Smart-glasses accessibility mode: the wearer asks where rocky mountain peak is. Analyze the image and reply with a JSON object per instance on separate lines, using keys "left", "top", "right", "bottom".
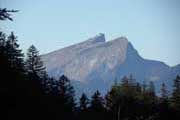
{"left": 41, "top": 34, "right": 180, "bottom": 96}
{"left": 86, "top": 33, "right": 106, "bottom": 43}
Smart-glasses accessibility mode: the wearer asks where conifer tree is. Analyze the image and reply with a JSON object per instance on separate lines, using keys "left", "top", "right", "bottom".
{"left": 0, "top": 32, "right": 6, "bottom": 54}
{"left": 90, "top": 90, "right": 105, "bottom": 120}
{"left": 57, "top": 75, "right": 75, "bottom": 120}
{"left": 58, "top": 75, "right": 75, "bottom": 108}
{"left": 105, "top": 84, "right": 121, "bottom": 120}
{"left": 148, "top": 81, "right": 155, "bottom": 98}
{"left": 0, "top": 32, "right": 8, "bottom": 74}
{"left": 25, "top": 45, "right": 46, "bottom": 96}
{"left": 0, "top": 32, "right": 27, "bottom": 120}
{"left": 6, "top": 32, "right": 24, "bottom": 71}
{"left": 121, "top": 75, "right": 136, "bottom": 98}
{"left": 78, "top": 93, "right": 90, "bottom": 120}
{"left": 79, "top": 93, "right": 89, "bottom": 111}
{"left": 161, "top": 83, "right": 168, "bottom": 100}
{"left": 159, "top": 83, "right": 170, "bottom": 120}
{"left": 26, "top": 45, "right": 46, "bottom": 79}
{"left": 90, "top": 90, "right": 104, "bottom": 111}
{"left": 1, "top": 32, "right": 26, "bottom": 96}
{"left": 172, "top": 75, "right": 180, "bottom": 109}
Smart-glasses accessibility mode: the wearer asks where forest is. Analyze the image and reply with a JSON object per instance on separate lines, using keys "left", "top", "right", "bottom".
{"left": 0, "top": 8, "right": 180, "bottom": 120}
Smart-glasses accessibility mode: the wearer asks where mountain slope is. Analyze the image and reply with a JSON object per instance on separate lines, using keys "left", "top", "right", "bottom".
{"left": 41, "top": 34, "right": 180, "bottom": 96}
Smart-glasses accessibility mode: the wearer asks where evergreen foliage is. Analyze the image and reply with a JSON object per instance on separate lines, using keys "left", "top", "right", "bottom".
{"left": 1, "top": 31, "right": 180, "bottom": 120}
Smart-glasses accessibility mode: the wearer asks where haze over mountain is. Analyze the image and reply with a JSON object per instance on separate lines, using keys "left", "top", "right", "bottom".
{"left": 41, "top": 34, "right": 180, "bottom": 96}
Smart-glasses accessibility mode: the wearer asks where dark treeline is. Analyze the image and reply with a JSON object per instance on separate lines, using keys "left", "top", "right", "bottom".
{"left": 1, "top": 31, "right": 180, "bottom": 120}
{"left": 1, "top": 8, "right": 180, "bottom": 120}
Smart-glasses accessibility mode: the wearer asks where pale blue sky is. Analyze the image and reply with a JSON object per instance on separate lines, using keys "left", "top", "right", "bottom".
{"left": 0, "top": 0, "right": 180, "bottom": 66}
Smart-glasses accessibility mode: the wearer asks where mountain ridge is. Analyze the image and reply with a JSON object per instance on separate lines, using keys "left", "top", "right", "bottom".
{"left": 41, "top": 34, "right": 180, "bottom": 96}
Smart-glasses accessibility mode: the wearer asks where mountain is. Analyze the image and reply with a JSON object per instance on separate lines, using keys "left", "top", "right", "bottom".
{"left": 41, "top": 33, "right": 180, "bottom": 96}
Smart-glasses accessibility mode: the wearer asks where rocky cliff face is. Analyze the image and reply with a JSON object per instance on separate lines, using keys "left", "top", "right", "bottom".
{"left": 41, "top": 34, "right": 180, "bottom": 96}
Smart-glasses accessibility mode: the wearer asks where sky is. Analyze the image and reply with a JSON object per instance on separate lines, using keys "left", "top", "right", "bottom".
{"left": 0, "top": 0, "right": 180, "bottom": 66}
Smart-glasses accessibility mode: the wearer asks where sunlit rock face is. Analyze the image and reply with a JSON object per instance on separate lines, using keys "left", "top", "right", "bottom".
{"left": 42, "top": 34, "right": 128, "bottom": 82}
{"left": 41, "top": 34, "right": 180, "bottom": 96}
